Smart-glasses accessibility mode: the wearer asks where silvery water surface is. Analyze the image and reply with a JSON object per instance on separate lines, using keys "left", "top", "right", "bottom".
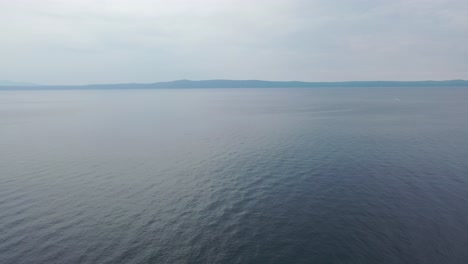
{"left": 1, "top": 87, "right": 467, "bottom": 264}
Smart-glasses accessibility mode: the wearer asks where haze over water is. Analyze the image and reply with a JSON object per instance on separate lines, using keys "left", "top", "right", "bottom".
{"left": 1, "top": 87, "right": 468, "bottom": 264}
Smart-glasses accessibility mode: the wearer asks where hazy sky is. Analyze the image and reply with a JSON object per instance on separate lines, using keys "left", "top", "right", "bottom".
{"left": 1, "top": 0, "right": 467, "bottom": 85}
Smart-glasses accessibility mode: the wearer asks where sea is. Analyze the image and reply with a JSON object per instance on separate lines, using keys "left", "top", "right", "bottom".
{"left": 1, "top": 87, "right": 467, "bottom": 264}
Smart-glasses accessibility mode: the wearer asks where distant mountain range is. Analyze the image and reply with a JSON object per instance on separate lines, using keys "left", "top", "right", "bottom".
{"left": 1, "top": 79, "right": 468, "bottom": 89}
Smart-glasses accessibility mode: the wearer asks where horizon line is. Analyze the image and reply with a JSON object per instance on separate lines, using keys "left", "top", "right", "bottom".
{"left": 3, "top": 78, "right": 468, "bottom": 87}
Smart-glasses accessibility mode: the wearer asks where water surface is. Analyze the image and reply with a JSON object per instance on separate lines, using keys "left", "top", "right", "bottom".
{"left": 1, "top": 88, "right": 468, "bottom": 263}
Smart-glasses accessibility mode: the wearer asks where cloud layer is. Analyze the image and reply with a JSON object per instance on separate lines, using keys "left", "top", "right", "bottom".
{"left": 1, "top": 0, "right": 467, "bottom": 84}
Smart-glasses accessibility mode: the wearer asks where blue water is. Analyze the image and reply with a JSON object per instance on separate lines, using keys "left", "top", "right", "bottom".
{"left": 1, "top": 87, "right": 467, "bottom": 264}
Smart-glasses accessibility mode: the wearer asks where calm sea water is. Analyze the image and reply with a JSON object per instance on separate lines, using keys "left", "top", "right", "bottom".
{"left": 1, "top": 87, "right": 467, "bottom": 264}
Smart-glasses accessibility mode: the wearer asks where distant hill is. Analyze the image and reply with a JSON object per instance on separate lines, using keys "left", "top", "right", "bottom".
{"left": 0, "top": 80, "right": 39, "bottom": 86}
{"left": 1, "top": 79, "right": 468, "bottom": 90}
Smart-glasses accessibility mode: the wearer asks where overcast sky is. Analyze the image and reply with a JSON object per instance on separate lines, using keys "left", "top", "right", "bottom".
{"left": 1, "top": 0, "right": 467, "bottom": 85}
